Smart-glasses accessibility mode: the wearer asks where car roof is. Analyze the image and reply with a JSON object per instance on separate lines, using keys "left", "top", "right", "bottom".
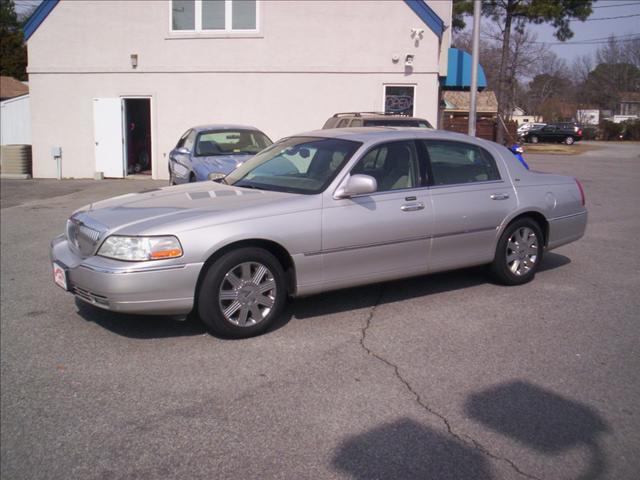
{"left": 290, "top": 127, "right": 489, "bottom": 145}
{"left": 330, "top": 112, "right": 429, "bottom": 121}
{"left": 190, "top": 124, "right": 264, "bottom": 133}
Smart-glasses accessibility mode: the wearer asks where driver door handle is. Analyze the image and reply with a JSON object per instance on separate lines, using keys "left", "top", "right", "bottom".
{"left": 490, "top": 193, "right": 510, "bottom": 200}
{"left": 401, "top": 202, "right": 425, "bottom": 212}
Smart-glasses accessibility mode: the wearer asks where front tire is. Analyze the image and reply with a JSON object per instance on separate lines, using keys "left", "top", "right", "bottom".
{"left": 490, "top": 218, "right": 544, "bottom": 286}
{"left": 564, "top": 136, "right": 575, "bottom": 145}
{"left": 529, "top": 135, "right": 539, "bottom": 144}
{"left": 197, "top": 248, "right": 287, "bottom": 338}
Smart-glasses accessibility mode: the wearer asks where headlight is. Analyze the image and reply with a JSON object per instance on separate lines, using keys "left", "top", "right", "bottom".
{"left": 208, "top": 172, "right": 226, "bottom": 181}
{"left": 97, "top": 235, "right": 183, "bottom": 261}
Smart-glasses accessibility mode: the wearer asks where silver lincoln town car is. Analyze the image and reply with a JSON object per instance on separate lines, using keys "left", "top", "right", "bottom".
{"left": 51, "top": 128, "right": 587, "bottom": 338}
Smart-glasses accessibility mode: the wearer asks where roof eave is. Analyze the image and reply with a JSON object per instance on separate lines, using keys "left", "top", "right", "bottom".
{"left": 403, "top": 0, "right": 445, "bottom": 39}
{"left": 23, "top": 0, "right": 60, "bottom": 42}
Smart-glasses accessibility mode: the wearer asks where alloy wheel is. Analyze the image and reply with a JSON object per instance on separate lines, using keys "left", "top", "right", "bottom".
{"left": 218, "top": 262, "right": 277, "bottom": 327}
{"left": 506, "top": 227, "right": 539, "bottom": 276}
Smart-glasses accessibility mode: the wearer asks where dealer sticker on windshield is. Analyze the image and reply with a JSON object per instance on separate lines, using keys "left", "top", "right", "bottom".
{"left": 52, "top": 262, "right": 68, "bottom": 291}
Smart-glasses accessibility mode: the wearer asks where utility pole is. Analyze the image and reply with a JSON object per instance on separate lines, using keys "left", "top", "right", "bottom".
{"left": 468, "top": 0, "right": 481, "bottom": 136}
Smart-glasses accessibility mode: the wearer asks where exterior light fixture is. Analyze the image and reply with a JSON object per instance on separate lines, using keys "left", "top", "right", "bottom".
{"left": 130, "top": 54, "right": 138, "bottom": 69}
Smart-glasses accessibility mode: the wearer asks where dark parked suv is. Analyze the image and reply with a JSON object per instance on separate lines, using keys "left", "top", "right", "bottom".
{"left": 323, "top": 112, "right": 433, "bottom": 129}
{"left": 521, "top": 122, "right": 583, "bottom": 145}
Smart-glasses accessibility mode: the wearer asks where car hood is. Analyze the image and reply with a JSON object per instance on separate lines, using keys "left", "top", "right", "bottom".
{"left": 73, "top": 182, "right": 306, "bottom": 236}
{"left": 194, "top": 154, "right": 253, "bottom": 173}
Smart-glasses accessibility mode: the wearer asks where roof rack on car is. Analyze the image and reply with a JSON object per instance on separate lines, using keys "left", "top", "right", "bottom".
{"left": 331, "top": 112, "right": 386, "bottom": 118}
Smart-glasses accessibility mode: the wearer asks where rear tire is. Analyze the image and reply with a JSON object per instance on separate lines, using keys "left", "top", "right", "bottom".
{"left": 197, "top": 248, "right": 287, "bottom": 338}
{"left": 490, "top": 218, "right": 544, "bottom": 286}
{"left": 530, "top": 135, "right": 539, "bottom": 144}
{"left": 565, "top": 136, "right": 575, "bottom": 145}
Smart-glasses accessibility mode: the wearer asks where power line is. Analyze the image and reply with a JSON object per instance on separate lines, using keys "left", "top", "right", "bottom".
{"left": 542, "top": 37, "right": 640, "bottom": 46}
{"left": 528, "top": 33, "right": 640, "bottom": 45}
{"left": 593, "top": 1, "right": 640, "bottom": 8}
{"left": 584, "top": 13, "right": 640, "bottom": 20}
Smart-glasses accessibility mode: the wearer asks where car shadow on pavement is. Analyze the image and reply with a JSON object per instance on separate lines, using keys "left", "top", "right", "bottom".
{"left": 73, "top": 252, "right": 570, "bottom": 339}
{"left": 332, "top": 418, "right": 494, "bottom": 479}
{"left": 289, "top": 252, "right": 571, "bottom": 322}
{"left": 74, "top": 299, "right": 207, "bottom": 339}
{"left": 465, "top": 380, "right": 609, "bottom": 480}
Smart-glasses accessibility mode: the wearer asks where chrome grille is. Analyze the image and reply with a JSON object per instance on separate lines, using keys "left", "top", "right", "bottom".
{"left": 66, "top": 214, "right": 107, "bottom": 257}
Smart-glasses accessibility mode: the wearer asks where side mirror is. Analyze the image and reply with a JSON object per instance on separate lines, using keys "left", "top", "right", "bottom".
{"left": 176, "top": 147, "right": 190, "bottom": 155}
{"left": 334, "top": 174, "right": 377, "bottom": 199}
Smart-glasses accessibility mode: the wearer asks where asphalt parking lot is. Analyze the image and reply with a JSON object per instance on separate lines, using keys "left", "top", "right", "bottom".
{"left": 1, "top": 142, "right": 639, "bottom": 479}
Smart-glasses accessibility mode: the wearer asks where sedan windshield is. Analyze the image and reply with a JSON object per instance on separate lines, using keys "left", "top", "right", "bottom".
{"left": 225, "top": 137, "right": 362, "bottom": 194}
{"left": 194, "top": 129, "right": 272, "bottom": 156}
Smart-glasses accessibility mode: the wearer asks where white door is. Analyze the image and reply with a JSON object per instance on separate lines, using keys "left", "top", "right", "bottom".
{"left": 93, "top": 98, "right": 124, "bottom": 178}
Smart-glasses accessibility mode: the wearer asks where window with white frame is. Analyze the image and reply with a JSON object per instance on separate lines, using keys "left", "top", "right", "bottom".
{"left": 172, "top": 0, "right": 258, "bottom": 32}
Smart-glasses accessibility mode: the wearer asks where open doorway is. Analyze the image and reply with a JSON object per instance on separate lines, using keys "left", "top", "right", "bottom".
{"left": 123, "top": 98, "right": 151, "bottom": 175}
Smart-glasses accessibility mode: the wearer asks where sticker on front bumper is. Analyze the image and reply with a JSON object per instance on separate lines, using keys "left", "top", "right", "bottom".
{"left": 52, "top": 262, "right": 68, "bottom": 291}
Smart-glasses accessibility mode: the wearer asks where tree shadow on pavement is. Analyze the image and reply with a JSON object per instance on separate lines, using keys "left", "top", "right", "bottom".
{"left": 332, "top": 418, "right": 493, "bottom": 480}
{"left": 465, "top": 380, "right": 609, "bottom": 480}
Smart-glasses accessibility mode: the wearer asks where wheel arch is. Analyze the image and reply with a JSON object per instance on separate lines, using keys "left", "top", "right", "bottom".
{"left": 193, "top": 238, "right": 297, "bottom": 314}
{"left": 502, "top": 210, "right": 549, "bottom": 247}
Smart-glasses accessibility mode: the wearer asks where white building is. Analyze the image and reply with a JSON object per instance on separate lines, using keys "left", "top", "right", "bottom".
{"left": 25, "top": 0, "right": 452, "bottom": 179}
{"left": 510, "top": 107, "right": 543, "bottom": 126}
{"left": 576, "top": 109, "right": 600, "bottom": 126}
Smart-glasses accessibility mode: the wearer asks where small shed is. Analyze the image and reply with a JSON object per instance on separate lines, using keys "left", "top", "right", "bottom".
{"left": 443, "top": 90, "right": 498, "bottom": 119}
{"left": 1, "top": 94, "right": 31, "bottom": 146}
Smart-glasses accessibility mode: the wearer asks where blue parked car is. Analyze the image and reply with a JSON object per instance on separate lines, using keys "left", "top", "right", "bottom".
{"left": 169, "top": 125, "right": 272, "bottom": 184}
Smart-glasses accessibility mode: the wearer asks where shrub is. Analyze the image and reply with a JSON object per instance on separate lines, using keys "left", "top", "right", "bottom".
{"left": 581, "top": 126, "right": 598, "bottom": 140}
{"left": 598, "top": 120, "right": 623, "bottom": 141}
{"left": 620, "top": 120, "right": 640, "bottom": 141}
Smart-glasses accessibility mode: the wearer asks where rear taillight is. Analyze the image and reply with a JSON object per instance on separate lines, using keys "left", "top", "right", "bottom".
{"left": 577, "top": 129, "right": 583, "bottom": 136}
{"left": 575, "top": 178, "right": 585, "bottom": 206}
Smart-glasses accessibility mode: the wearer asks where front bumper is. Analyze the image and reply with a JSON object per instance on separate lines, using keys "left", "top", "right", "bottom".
{"left": 50, "top": 235, "right": 204, "bottom": 315}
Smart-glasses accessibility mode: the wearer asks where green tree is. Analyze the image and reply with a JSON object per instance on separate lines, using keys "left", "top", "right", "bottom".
{"left": 453, "top": 0, "right": 593, "bottom": 141}
{"left": 526, "top": 73, "right": 572, "bottom": 119}
{"left": 0, "top": 0, "right": 27, "bottom": 80}
{"left": 582, "top": 63, "right": 640, "bottom": 111}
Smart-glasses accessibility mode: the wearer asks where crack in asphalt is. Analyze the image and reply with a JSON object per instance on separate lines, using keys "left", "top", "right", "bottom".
{"left": 359, "top": 287, "right": 541, "bottom": 480}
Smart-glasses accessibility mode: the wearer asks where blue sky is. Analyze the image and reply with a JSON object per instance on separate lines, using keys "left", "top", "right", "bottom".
{"left": 14, "top": 0, "right": 640, "bottom": 63}
{"left": 527, "top": 0, "right": 640, "bottom": 62}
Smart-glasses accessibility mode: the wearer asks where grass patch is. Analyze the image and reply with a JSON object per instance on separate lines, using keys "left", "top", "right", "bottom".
{"left": 522, "top": 143, "right": 599, "bottom": 155}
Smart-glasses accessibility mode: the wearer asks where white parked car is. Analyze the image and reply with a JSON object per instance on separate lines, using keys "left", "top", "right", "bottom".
{"left": 517, "top": 122, "right": 546, "bottom": 135}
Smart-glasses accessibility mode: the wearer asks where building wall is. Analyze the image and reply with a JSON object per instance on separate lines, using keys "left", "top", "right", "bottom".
{"left": 576, "top": 109, "right": 599, "bottom": 126}
{"left": 27, "top": 0, "right": 450, "bottom": 179}
{"left": 0, "top": 95, "right": 31, "bottom": 146}
{"left": 512, "top": 114, "right": 544, "bottom": 126}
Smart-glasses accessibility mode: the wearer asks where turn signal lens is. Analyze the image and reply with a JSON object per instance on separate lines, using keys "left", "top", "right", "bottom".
{"left": 150, "top": 248, "right": 183, "bottom": 259}
{"left": 98, "top": 235, "right": 183, "bottom": 261}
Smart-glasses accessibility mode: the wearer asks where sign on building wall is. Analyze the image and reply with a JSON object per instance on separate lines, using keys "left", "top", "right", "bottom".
{"left": 384, "top": 86, "right": 415, "bottom": 116}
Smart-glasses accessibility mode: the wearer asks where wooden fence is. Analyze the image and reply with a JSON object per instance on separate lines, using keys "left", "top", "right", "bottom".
{"left": 443, "top": 117, "right": 518, "bottom": 144}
